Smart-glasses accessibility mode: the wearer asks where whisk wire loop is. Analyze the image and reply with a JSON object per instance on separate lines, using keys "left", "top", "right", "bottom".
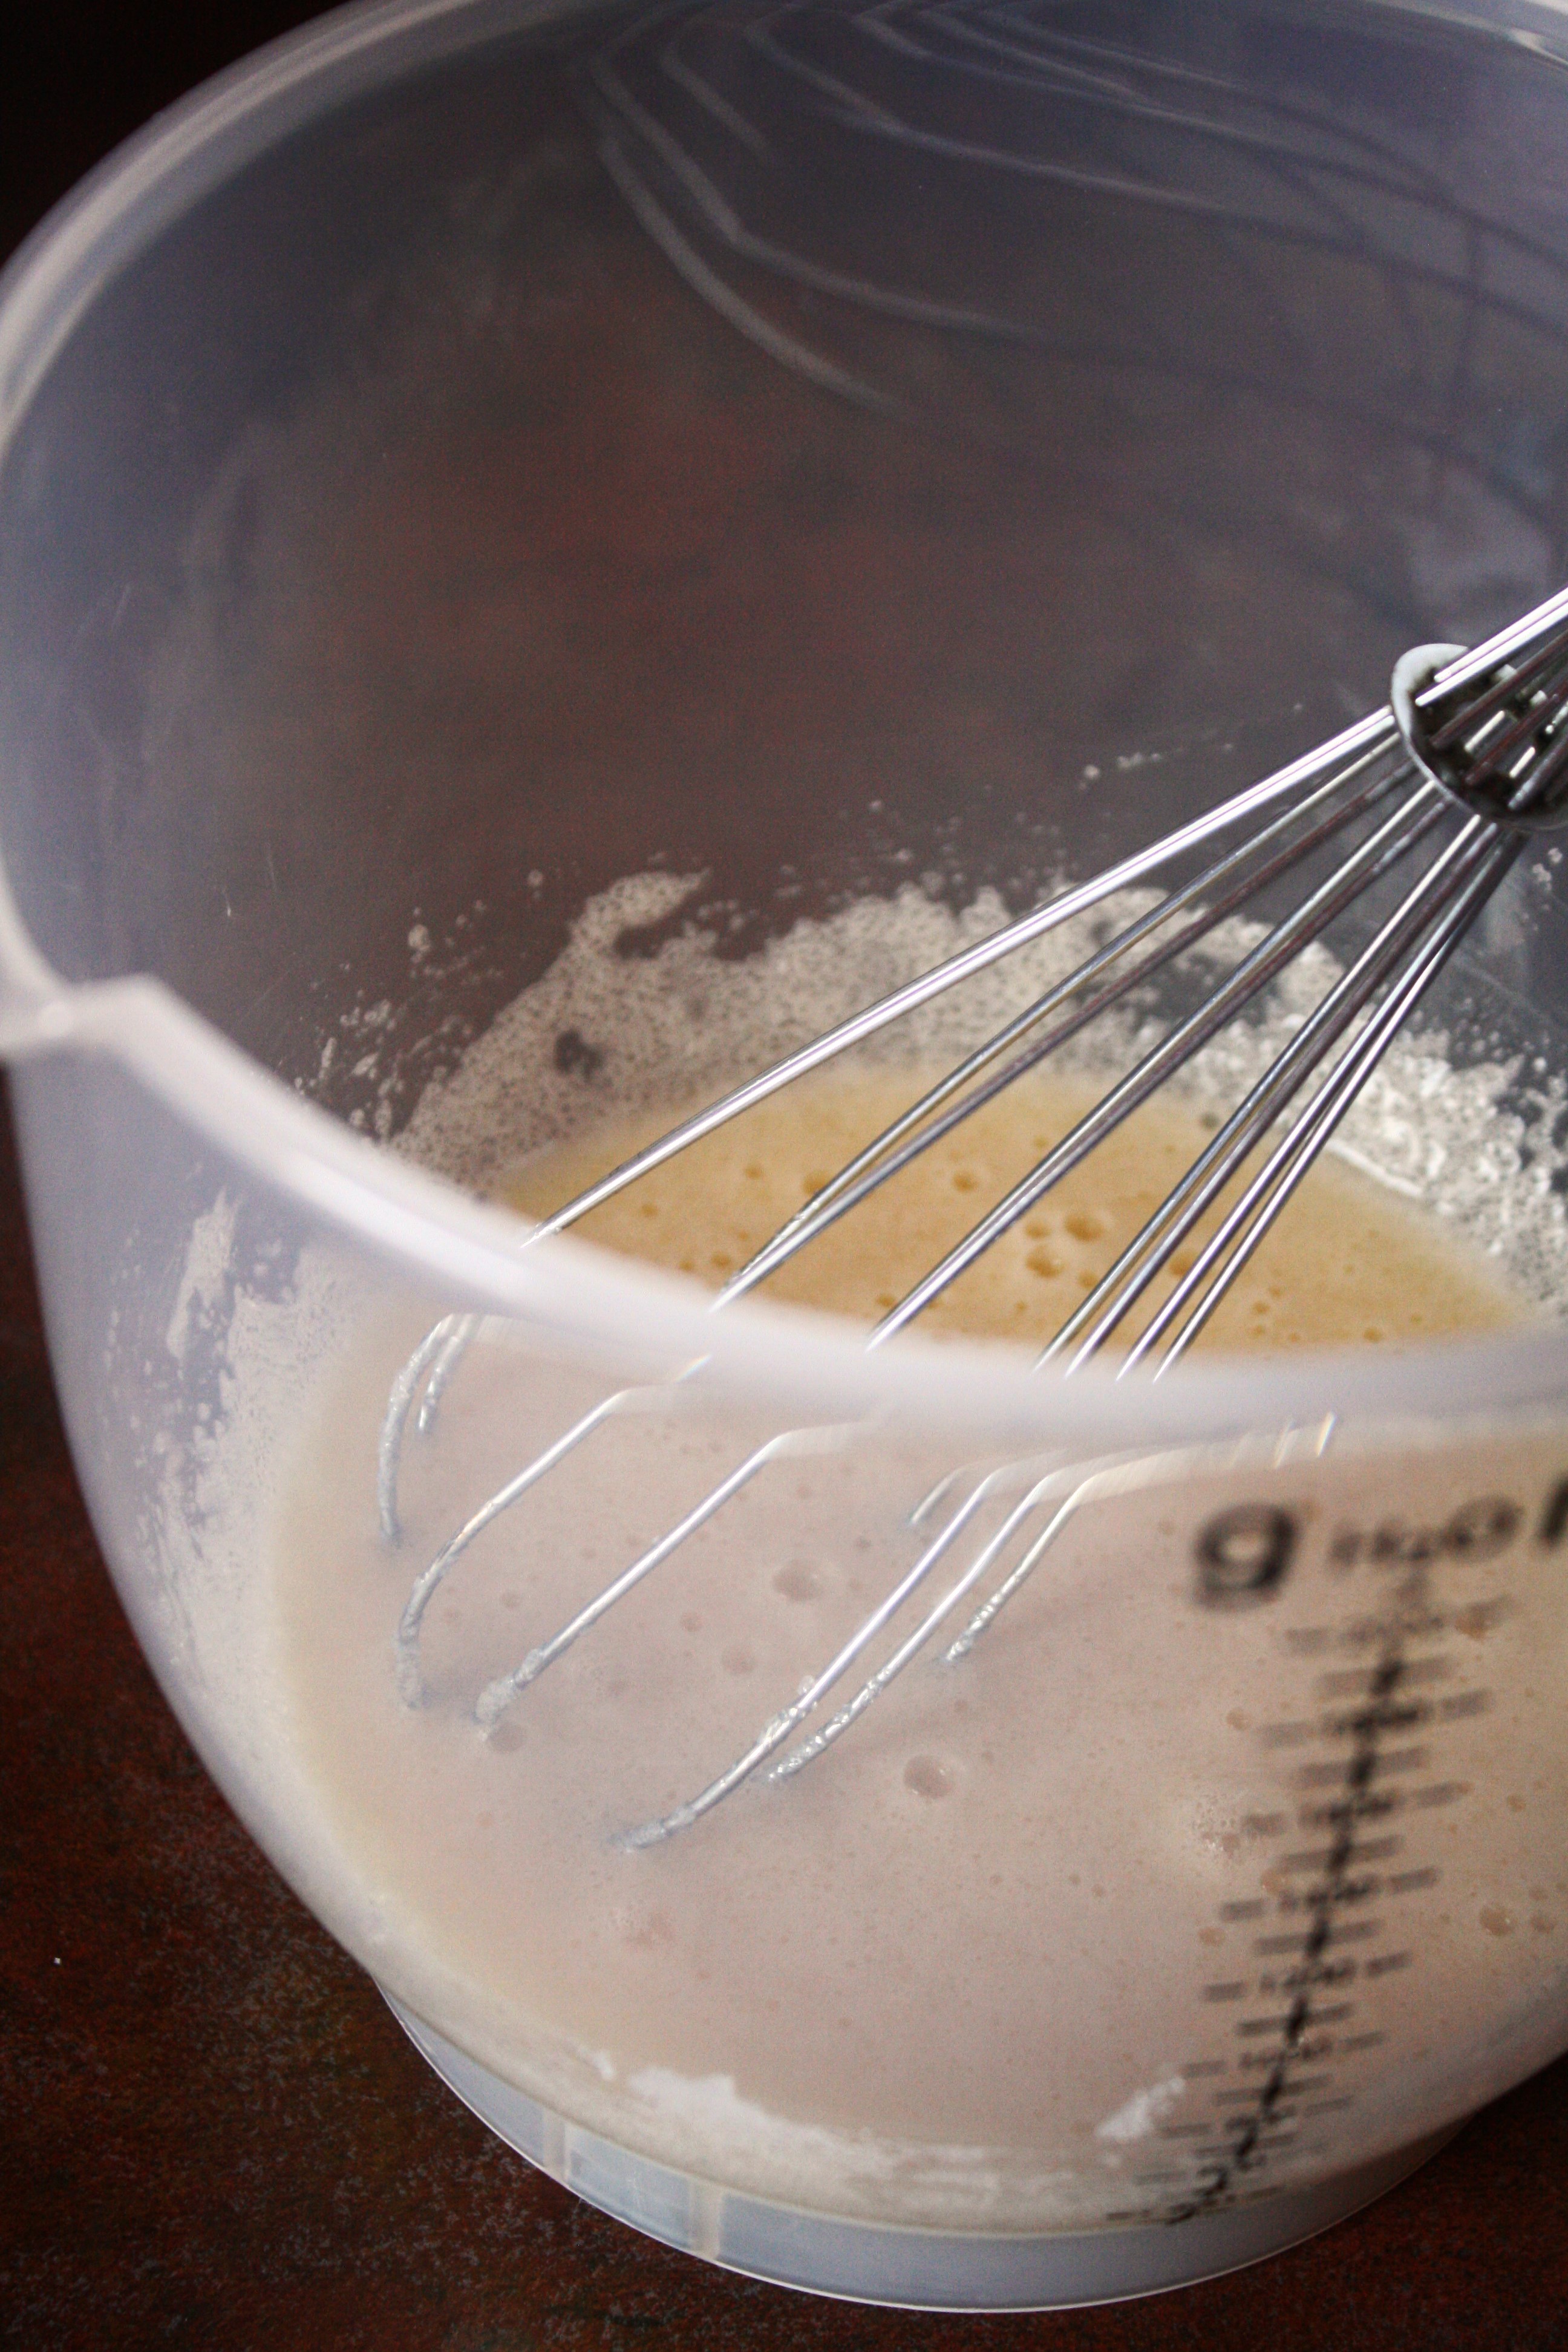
{"left": 1123, "top": 826, "right": 1520, "bottom": 1373}
{"left": 397, "top": 1370, "right": 709, "bottom": 1702}
{"left": 1046, "top": 801, "right": 1493, "bottom": 1371}
{"left": 523, "top": 707, "right": 1398, "bottom": 1245}
{"left": 866, "top": 773, "right": 1442, "bottom": 1344}
{"left": 474, "top": 1418, "right": 858, "bottom": 1734}
{"left": 711, "top": 741, "right": 1406, "bottom": 1308}
{"left": 377, "top": 597, "right": 1568, "bottom": 1839}
{"left": 1146, "top": 835, "right": 1519, "bottom": 1370}
{"left": 618, "top": 1448, "right": 1037, "bottom": 1845}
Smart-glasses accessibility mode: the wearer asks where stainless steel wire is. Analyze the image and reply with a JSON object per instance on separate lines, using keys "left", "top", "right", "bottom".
{"left": 376, "top": 591, "right": 1568, "bottom": 1843}
{"left": 367, "top": 4, "right": 1568, "bottom": 1840}
{"left": 570, "top": 0, "right": 1568, "bottom": 534}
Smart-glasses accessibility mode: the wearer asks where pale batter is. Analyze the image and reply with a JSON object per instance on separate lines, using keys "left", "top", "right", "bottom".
{"left": 269, "top": 1059, "right": 1566, "bottom": 2227}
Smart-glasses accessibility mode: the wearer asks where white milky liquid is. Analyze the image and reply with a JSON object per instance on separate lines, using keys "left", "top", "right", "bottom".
{"left": 258, "top": 878, "right": 1568, "bottom": 2229}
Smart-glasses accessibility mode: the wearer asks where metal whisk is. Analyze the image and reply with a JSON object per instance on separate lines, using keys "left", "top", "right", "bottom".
{"left": 373, "top": 0, "right": 1568, "bottom": 1841}
{"left": 378, "top": 593, "right": 1568, "bottom": 1842}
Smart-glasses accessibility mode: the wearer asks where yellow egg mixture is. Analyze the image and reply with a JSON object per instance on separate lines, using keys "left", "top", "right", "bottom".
{"left": 499, "top": 1067, "right": 1523, "bottom": 1350}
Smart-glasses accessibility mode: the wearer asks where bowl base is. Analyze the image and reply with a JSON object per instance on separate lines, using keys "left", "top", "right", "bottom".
{"left": 382, "top": 1990, "right": 1459, "bottom": 2310}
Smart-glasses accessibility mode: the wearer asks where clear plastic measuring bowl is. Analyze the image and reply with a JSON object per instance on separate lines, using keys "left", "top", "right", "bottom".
{"left": 2, "top": 0, "right": 1567, "bottom": 2309}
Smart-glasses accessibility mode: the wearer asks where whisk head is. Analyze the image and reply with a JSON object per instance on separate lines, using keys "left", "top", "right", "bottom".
{"left": 373, "top": 597, "right": 1568, "bottom": 1844}
{"left": 568, "top": 0, "right": 1568, "bottom": 492}
{"left": 1393, "top": 632, "right": 1568, "bottom": 832}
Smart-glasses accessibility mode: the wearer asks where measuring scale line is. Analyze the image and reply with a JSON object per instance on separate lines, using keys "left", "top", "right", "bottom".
{"left": 1169, "top": 1630, "right": 1423, "bottom": 2222}
{"left": 1278, "top": 1834, "right": 1404, "bottom": 1871}
{"left": 1252, "top": 1921, "right": 1383, "bottom": 1953}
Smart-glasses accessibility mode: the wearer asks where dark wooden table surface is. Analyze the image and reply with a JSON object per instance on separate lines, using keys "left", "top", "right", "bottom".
{"left": 3, "top": 6, "right": 1568, "bottom": 2345}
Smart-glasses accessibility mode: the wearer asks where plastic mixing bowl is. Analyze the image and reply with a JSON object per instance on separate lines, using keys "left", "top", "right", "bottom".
{"left": 3, "top": 0, "right": 1568, "bottom": 2308}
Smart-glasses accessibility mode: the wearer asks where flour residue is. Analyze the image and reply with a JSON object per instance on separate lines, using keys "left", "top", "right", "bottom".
{"left": 399, "top": 871, "right": 1568, "bottom": 1316}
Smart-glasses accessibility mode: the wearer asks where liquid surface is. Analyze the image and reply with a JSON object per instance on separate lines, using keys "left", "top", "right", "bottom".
{"left": 498, "top": 1070, "right": 1526, "bottom": 1351}
{"left": 266, "top": 1067, "right": 1566, "bottom": 2229}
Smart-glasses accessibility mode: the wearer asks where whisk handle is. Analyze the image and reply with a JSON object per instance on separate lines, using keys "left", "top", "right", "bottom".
{"left": 1394, "top": 630, "right": 1568, "bottom": 832}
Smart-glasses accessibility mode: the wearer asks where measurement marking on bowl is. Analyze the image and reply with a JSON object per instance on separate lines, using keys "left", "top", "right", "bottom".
{"left": 1149, "top": 1555, "right": 1484, "bottom": 2226}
